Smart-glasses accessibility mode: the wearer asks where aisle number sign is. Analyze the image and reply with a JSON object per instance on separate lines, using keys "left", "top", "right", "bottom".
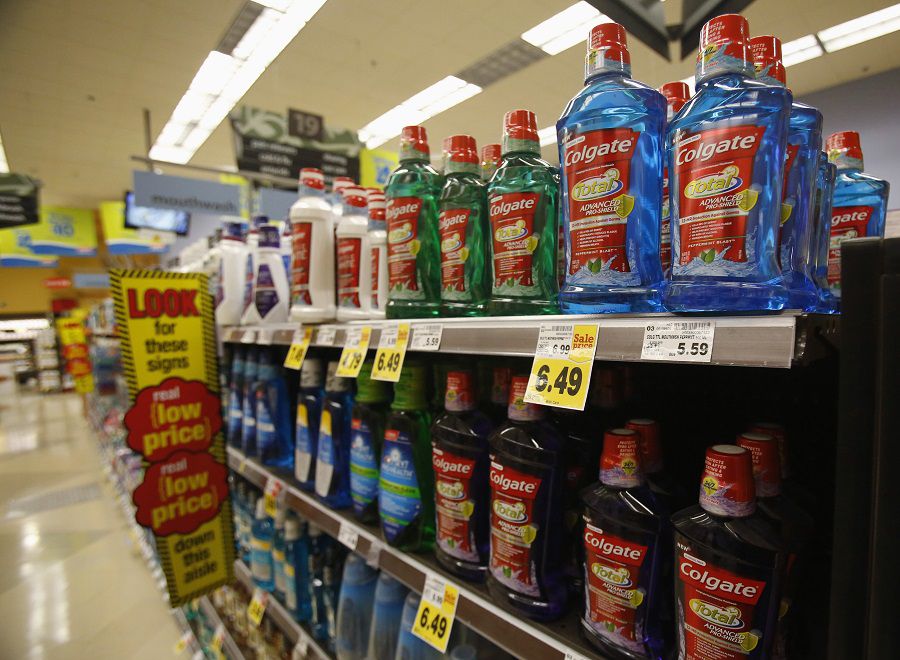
{"left": 524, "top": 323, "right": 599, "bottom": 411}
{"left": 336, "top": 326, "right": 371, "bottom": 377}
{"left": 110, "top": 270, "right": 235, "bottom": 607}
{"left": 283, "top": 328, "right": 312, "bottom": 370}
{"left": 411, "top": 574, "right": 460, "bottom": 653}
{"left": 371, "top": 323, "right": 410, "bottom": 382}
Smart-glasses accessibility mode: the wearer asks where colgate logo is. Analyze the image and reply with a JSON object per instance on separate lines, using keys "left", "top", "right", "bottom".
{"left": 680, "top": 561, "right": 761, "bottom": 601}
{"left": 571, "top": 168, "right": 623, "bottom": 201}
{"left": 685, "top": 165, "right": 742, "bottom": 199}
{"left": 492, "top": 498, "right": 527, "bottom": 522}
{"left": 490, "top": 195, "right": 536, "bottom": 218}
{"left": 564, "top": 137, "right": 634, "bottom": 167}
{"left": 676, "top": 134, "right": 758, "bottom": 166}
{"left": 433, "top": 456, "right": 472, "bottom": 476}
{"left": 832, "top": 208, "right": 871, "bottom": 225}
{"left": 689, "top": 598, "right": 743, "bottom": 629}
{"left": 439, "top": 211, "right": 468, "bottom": 231}
{"left": 386, "top": 200, "right": 421, "bottom": 222}
{"left": 490, "top": 470, "right": 538, "bottom": 495}
{"left": 591, "top": 563, "right": 632, "bottom": 587}
{"left": 584, "top": 530, "right": 644, "bottom": 561}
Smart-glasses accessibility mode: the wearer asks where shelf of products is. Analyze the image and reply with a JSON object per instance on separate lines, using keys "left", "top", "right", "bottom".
{"left": 196, "top": 595, "right": 246, "bottom": 660}
{"left": 228, "top": 448, "right": 601, "bottom": 660}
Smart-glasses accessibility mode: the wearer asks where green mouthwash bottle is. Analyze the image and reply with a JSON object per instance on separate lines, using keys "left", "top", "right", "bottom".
{"left": 350, "top": 360, "right": 392, "bottom": 524}
{"left": 378, "top": 361, "right": 435, "bottom": 551}
{"left": 487, "top": 110, "right": 559, "bottom": 315}
{"left": 439, "top": 135, "right": 490, "bottom": 316}
{"left": 385, "top": 126, "right": 442, "bottom": 319}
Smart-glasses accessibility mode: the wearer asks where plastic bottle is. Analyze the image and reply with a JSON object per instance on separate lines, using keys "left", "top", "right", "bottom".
{"left": 481, "top": 144, "right": 501, "bottom": 182}
{"left": 487, "top": 110, "right": 559, "bottom": 315}
{"left": 252, "top": 224, "right": 290, "bottom": 324}
{"left": 330, "top": 176, "right": 354, "bottom": 219}
{"left": 557, "top": 23, "right": 666, "bottom": 313}
{"left": 368, "top": 189, "right": 388, "bottom": 319}
{"left": 751, "top": 35, "right": 822, "bottom": 311}
{"left": 335, "top": 553, "right": 379, "bottom": 660}
{"left": 625, "top": 418, "right": 686, "bottom": 510}
{"left": 280, "top": 219, "right": 292, "bottom": 282}
{"left": 231, "top": 481, "right": 250, "bottom": 563}
{"left": 290, "top": 168, "right": 336, "bottom": 323}
{"left": 431, "top": 368, "right": 493, "bottom": 580}
{"left": 295, "top": 358, "right": 325, "bottom": 491}
{"left": 368, "top": 573, "right": 409, "bottom": 660}
{"left": 385, "top": 126, "right": 442, "bottom": 319}
{"left": 394, "top": 591, "right": 443, "bottom": 660}
{"left": 350, "top": 360, "right": 391, "bottom": 523}
{"left": 254, "top": 348, "right": 293, "bottom": 468}
{"left": 825, "top": 130, "right": 890, "bottom": 299}
{"left": 664, "top": 14, "right": 791, "bottom": 312}
{"left": 580, "top": 429, "right": 667, "bottom": 659}
{"left": 250, "top": 498, "right": 275, "bottom": 590}
{"left": 316, "top": 361, "right": 354, "bottom": 509}
{"left": 486, "top": 375, "right": 566, "bottom": 621}
{"left": 811, "top": 153, "right": 838, "bottom": 312}
{"left": 272, "top": 509, "right": 287, "bottom": 601}
{"left": 336, "top": 186, "right": 374, "bottom": 320}
{"left": 227, "top": 345, "right": 246, "bottom": 447}
{"left": 672, "top": 445, "right": 784, "bottom": 659}
{"left": 241, "top": 346, "right": 259, "bottom": 457}
{"left": 215, "top": 221, "right": 247, "bottom": 326}
{"left": 660, "top": 82, "right": 691, "bottom": 278}
{"left": 308, "top": 524, "right": 331, "bottom": 641}
{"left": 486, "top": 365, "right": 511, "bottom": 425}
{"left": 283, "top": 514, "right": 312, "bottom": 622}
{"left": 324, "top": 540, "right": 346, "bottom": 652}
{"left": 241, "top": 216, "right": 268, "bottom": 325}
{"left": 379, "top": 360, "right": 435, "bottom": 551}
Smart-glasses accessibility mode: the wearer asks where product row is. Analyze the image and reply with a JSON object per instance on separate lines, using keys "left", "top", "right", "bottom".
{"left": 226, "top": 345, "right": 819, "bottom": 660}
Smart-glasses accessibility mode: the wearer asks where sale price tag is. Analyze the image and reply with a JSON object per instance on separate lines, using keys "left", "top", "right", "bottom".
{"left": 411, "top": 574, "right": 460, "bottom": 653}
{"left": 173, "top": 630, "right": 193, "bottom": 654}
{"left": 247, "top": 588, "right": 268, "bottom": 627}
{"left": 371, "top": 323, "right": 410, "bottom": 382}
{"left": 640, "top": 320, "right": 715, "bottom": 363}
{"left": 409, "top": 323, "right": 443, "bottom": 351}
{"left": 263, "top": 477, "right": 283, "bottom": 518}
{"left": 283, "top": 328, "right": 313, "bottom": 370}
{"left": 335, "top": 326, "right": 371, "bottom": 378}
{"left": 524, "top": 323, "right": 599, "bottom": 411}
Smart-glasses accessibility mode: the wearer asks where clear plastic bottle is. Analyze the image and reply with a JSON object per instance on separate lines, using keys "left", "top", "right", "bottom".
{"left": 330, "top": 177, "right": 355, "bottom": 219}
{"left": 216, "top": 222, "right": 246, "bottom": 326}
{"left": 241, "top": 216, "right": 268, "bottom": 325}
{"left": 367, "top": 573, "right": 409, "bottom": 660}
{"left": 481, "top": 143, "right": 501, "bottom": 182}
{"left": 290, "top": 168, "right": 336, "bottom": 323}
{"left": 254, "top": 348, "right": 293, "bottom": 468}
{"left": 284, "top": 514, "right": 312, "bottom": 622}
{"left": 308, "top": 524, "right": 331, "bottom": 641}
{"left": 439, "top": 135, "right": 491, "bottom": 316}
{"left": 350, "top": 360, "right": 391, "bottom": 523}
{"left": 241, "top": 346, "right": 259, "bottom": 457}
{"left": 825, "top": 130, "right": 890, "bottom": 299}
{"left": 250, "top": 498, "right": 275, "bottom": 591}
{"left": 394, "top": 591, "right": 443, "bottom": 660}
{"left": 664, "top": 14, "right": 791, "bottom": 312}
{"left": 557, "top": 23, "right": 665, "bottom": 313}
{"left": 750, "top": 35, "right": 821, "bottom": 311}
{"left": 335, "top": 553, "right": 379, "bottom": 660}
{"left": 487, "top": 110, "right": 559, "bottom": 315}
{"left": 295, "top": 358, "right": 325, "bottom": 491}
{"left": 368, "top": 190, "right": 388, "bottom": 319}
{"left": 315, "top": 361, "right": 355, "bottom": 509}
{"left": 253, "top": 224, "right": 290, "bottom": 324}
{"left": 811, "top": 153, "right": 838, "bottom": 312}
{"left": 272, "top": 509, "right": 287, "bottom": 601}
{"left": 660, "top": 82, "right": 691, "bottom": 278}
{"left": 385, "top": 126, "right": 442, "bottom": 319}
{"left": 337, "top": 186, "right": 374, "bottom": 320}
{"left": 227, "top": 345, "right": 246, "bottom": 447}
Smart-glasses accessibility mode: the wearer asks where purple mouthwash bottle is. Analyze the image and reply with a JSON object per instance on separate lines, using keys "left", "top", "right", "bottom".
{"left": 811, "top": 153, "right": 838, "bottom": 313}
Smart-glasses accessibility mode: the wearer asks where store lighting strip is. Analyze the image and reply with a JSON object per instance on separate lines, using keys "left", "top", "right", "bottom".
{"left": 0, "top": 130, "right": 8, "bottom": 173}
{"left": 521, "top": 1, "right": 608, "bottom": 55}
{"left": 537, "top": 126, "right": 557, "bottom": 147}
{"left": 149, "top": 0, "right": 327, "bottom": 164}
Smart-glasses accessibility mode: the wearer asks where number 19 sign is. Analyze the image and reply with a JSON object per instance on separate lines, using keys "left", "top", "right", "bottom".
{"left": 524, "top": 323, "right": 599, "bottom": 411}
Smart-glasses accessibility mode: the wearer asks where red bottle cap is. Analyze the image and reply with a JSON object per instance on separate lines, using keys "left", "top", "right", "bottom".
{"left": 299, "top": 167, "right": 325, "bottom": 190}
{"left": 445, "top": 370, "right": 476, "bottom": 412}
{"left": 749, "top": 35, "right": 786, "bottom": 85}
{"left": 508, "top": 375, "right": 543, "bottom": 421}
{"left": 342, "top": 186, "right": 367, "bottom": 208}
{"left": 659, "top": 81, "right": 690, "bottom": 116}
{"left": 826, "top": 131, "right": 864, "bottom": 169}
{"left": 698, "top": 444, "right": 756, "bottom": 517}
{"left": 749, "top": 422, "right": 789, "bottom": 478}
{"left": 503, "top": 109, "right": 539, "bottom": 142}
{"left": 700, "top": 14, "right": 750, "bottom": 51}
{"left": 331, "top": 176, "right": 354, "bottom": 193}
{"left": 368, "top": 197, "right": 385, "bottom": 222}
{"left": 600, "top": 429, "right": 643, "bottom": 488}
{"left": 481, "top": 143, "right": 501, "bottom": 165}
{"left": 696, "top": 14, "right": 753, "bottom": 82}
{"left": 365, "top": 187, "right": 384, "bottom": 199}
{"left": 585, "top": 22, "right": 630, "bottom": 79}
{"left": 626, "top": 418, "right": 663, "bottom": 474}
{"left": 443, "top": 134, "right": 479, "bottom": 164}
{"left": 400, "top": 125, "right": 430, "bottom": 160}
{"left": 589, "top": 22, "right": 627, "bottom": 50}
{"left": 737, "top": 432, "right": 781, "bottom": 497}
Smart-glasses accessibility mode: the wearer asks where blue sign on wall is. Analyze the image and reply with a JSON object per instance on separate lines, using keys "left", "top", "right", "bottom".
{"left": 133, "top": 171, "right": 242, "bottom": 216}
{"left": 256, "top": 188, "right": 298, "bottom": 221}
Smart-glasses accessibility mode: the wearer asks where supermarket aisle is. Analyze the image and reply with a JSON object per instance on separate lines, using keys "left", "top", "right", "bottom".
{"left": 0, "top": 382, "right": 183, "bottom": 660}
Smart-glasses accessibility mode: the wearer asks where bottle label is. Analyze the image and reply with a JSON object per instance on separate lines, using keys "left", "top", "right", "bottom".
{"left": 378, "top": 429, "right": 422, "bottom": 543}
{"left": 243, "top": 251, "right": 255, "bottom": 312}
{"left": 674, "top": 125, "right": 766, "bottom": 267}
{"left": 273, "top": 547, "right": 286, "bottom": 593}
{"left": 254, "top": 264, "right": 279, "bottom": 317}
{"left": 490, "top": 192, "right": 540, "bottom": 292}
{"left": 291, "top": 221, "right": 313, "bottom": 306}
{"left": 350, "top": 417, "right": 379, "bottom": 514}
{"left": 227, "top": 389, "right": 243, "bottom": 442}
{"left": 583, "top": 524, "right": 649, "bottom": 652}
{"left": 294, "top": 403, "right": 314, "bottom": 482}
{"left": 256, "top": 387, "right": 276, "bottom": 457}
{"left": 433, "top": 447, "right": 479, "bottom": 562}
{"left": 488, "top": 461, "right": 542, "bottom": 596}
{"left": 387, "top": 197, "right": 425, "bottom": 300}
{"left": 284, "top": 562, "right": 297, "bottom": 611}
{"left": 676, "top": 541, "right": 767, "bottom": 658}
{"left": 314, "top": 409, "right": 334, "bottom": 498}
{"left": 336, "top": 236, "right": 362, "bottom": 308}
{"left": 370, "top": 247, "right": 380, "bottom": 309}
{"left": 827, "top": 205, "right": 872, "bottom": 286}
{"left": 661, "top": 168, "right": 672, "bottom": 272}
{"left": 439, "top": 208, "right": 471, "bottom": 297}
{"left": 563, "top": 128, "right": 640, "bottom": 280}
{"left": 242, "top": 385, "right": 257, "bottom": 446}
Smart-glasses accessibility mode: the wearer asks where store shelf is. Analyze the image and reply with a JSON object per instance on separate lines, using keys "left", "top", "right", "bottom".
{"left": 197, "top": 595, "right": 246, "bottom": 660}
{"left": 228, "top": 448, "right": 604, "bottom": 660}
{"left": 221, "top": 312, "right": 838, "bottom": 368}
{"left": 233, "top": 560, "right": 332, "bottom": 660}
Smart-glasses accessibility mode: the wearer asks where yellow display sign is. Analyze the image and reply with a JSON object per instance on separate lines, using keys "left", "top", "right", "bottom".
{"left": 371, "top": 322, "right": 410, "bottom": 382}
{"left": 55, "top": 317, "right": 94, "bottom": 394}
{"left": 524, "top": 323, "right": 599, "bottom": 411}
{"left": 411, "top": 575, "right": 460, "bottom": 654}
{"left": 26, "top": 206, "right": 98, "bottom": 256}
{"left": 359, "top": 147, "right": 399, "bottom": 188}
{"left": 335, "top": 326, "right": 371, "bottom": 378}
{"left": 283, "top": 327, "right": 313, "bottom": 370}
{"left": 110, "top": 269, "right": 235, "bottom": 607}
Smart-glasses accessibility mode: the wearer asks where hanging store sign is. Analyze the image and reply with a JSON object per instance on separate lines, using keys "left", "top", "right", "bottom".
{"left": 133, "top": 171, "right": 242, "bottom": 216}
{"left": 25, "top": 206, "right": 98, "bottom": 256}
{"left": 0, "top": 173, "right": 40, "bottom": 228}
{"left": 73, "top": 272, "right": 111, "bottom": 289}
{"left": 100, "top": 201, "right": 169, "bottom": 255}
{"left": 0, "top": 226, "right": 58, "bottom": 267}
{"left": 110, "top": 269, "right": 235, "bottom": 606}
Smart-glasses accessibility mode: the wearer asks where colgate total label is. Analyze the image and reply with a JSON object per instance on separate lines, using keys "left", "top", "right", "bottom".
{"left": 489, "top": 192, "right": 540, "bottom": 289}
{"left": 387, "top": 197, "right": 424, "bottom": 298}
{"left": 433, "top": 447, "right": 479, "bottom": 562}
{"left": 489, "top": 460, "right": 542, "bottom": 595}
{"left": 439, "top": 208, "right": 471, "bottom": 293}
{"left": 827, "top": 204, "right": 872, "bottom": 285}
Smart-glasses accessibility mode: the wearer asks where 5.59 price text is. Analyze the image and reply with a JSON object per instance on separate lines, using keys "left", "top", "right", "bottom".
{"left": 676, "top": 342, "right": 709, "bottom": 357}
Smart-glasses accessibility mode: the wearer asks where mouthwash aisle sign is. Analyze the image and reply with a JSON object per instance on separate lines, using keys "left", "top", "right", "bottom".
{"left": 110, "top": 269, "right": 234, "bottom": 606}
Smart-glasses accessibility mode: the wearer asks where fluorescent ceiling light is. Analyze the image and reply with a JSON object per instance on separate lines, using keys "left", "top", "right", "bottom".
{"left": 781, "top": 35, "right": 824, "bottom": 66}
{"left": 538, "top": 126, "right": 557, "bottom": 147}
{"left": 818, "top": 3, "right": 900, "bottom": 52}
{"left": 358, "top": 76, "right": 482, "bottom": 149}
{"left": 0, "top": 131, "right": 8, "bottom": 173}
{"left": 522, "top": 2, "right": 606, "bottom": 55}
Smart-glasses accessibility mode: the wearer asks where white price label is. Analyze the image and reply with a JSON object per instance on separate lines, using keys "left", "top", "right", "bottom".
{"left": 316, "top": 325, "right": 337, "bottom": 346}
{"left": 564, "top": 651, "right": 592, "bottom": 660}
{"left": 409, "top": 324, "right": 443, "bottom": 351}
{"left": 240, "top": 329, "right": 257, "bottom": 344}
{"left": 256, "top": 328, "right": 274, "bottom": 345}
{"left": 337, "top": 523, "right": 359, "bottom": 551}
{"left": 292, "top": 636, "right": 311, "bottom": 660}
{"left": 641, "top": 320, "right": 715, "bottom": 362}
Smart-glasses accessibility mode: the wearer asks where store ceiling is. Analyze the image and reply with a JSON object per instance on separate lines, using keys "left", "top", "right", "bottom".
{"left": 1, "top": 0, "right": 899, "bottom": 209}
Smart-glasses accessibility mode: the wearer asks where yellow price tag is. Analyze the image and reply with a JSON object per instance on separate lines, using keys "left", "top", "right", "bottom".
{"left": 263, "top": 478, "right": 283, "bottom": 518}
{"left": 283, "top": 328, "right": 312, "bottom": 370}
{"left": 371, "top": 323, "right": 410, "bottom": 382}
{"left": 210, "top": 624, "right": 225, "bottom": 658}
{"left": 173, "top": 631, "right": 193, "bottom": 654}
{"left": 524, "top": 323, "right": 599, "bottom": 411}
{"left": 335, "top": 326, "right": 371, "bottom": 378}
{"left": 411, "top": 575, "right": 459, "bottom": 653}
{"left": 247, "top": 588, "right": 268, "bottom": 627}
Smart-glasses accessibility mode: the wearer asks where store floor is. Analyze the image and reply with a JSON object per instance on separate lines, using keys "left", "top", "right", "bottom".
{"left": 0, "top": 382, "right": 183, "bottom": 660}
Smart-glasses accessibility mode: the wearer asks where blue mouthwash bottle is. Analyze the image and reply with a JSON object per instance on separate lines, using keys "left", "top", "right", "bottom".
{"left": 316, "top": 361, "right": 354, "bottom": 509}
{"left": 486, "top": 375, "right": 566, "bottom": 621}
{"left": 367, "top": 573, "right": 409, "bottom": 660}
{"left": 431, "top": 368, "right": 493, "bottom": 581}
{"left": 350, "top": 360, "right": 391, "bottom": 523}
{"left": 660, "top": 81, "right": 692, "bottom": 278}
{"left": 250, "top": 497, "right": 274, "bottom": 591}
{"left": 379, "top": 360, "right": 434, "bottom": 552}
{"left": 308, "top": 524, "right": 332, "bottom": 641}
{"left": 581, "top": 429, "right": 667, "bottom": 659}
{"left": 664, "top": 14, "right": 791, "bottom": 312}
{"left": 811, "top": 153, "right": 838, "bottom": 312}
{"left": 825, "top": 130, "right": 890, "bottom": 300}
{"left": 255, "top": 348, "right": 294, "bottom": 468}
{"left": 295, "top": 358, "right": 325, "bottom": 491}
{"left": 283, "top": 514, "right": 312, "bottom": 622}
{"left": 672, "top": 445, "right": 784, "bottom": 659}
{"left": 335, "top": 553, "right": 379, "bottom": 660}
{"left": 751, "top": 35, "right": 822, "bottom": 311}
{"left": 557, "top": 22, "right": 665, "bottom": 313}
{"left": 240, "top": 346, "right": 259, "bottom": 456}
{"left": 227, "top": 346, "right": 245, "bottom": 447}
{"left": 272, "top": 509, "right": 287, "bottom": 601}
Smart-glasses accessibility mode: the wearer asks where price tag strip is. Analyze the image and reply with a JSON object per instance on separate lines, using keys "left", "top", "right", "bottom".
{"left": 524, "top": 323, "right": 599, "bottom": 411}
{"left": 247, "top": 588, "right": 269, "bottom": 627}
{"left": 337, "top": 522, "right": 359, "bottom": 551}
{"left": 371, "top": 322, "right": 410, "bottom": 382}
{"left": 283, "top": 328, "right": 313, "bottom": 370}
{"left": 173, "top": 630, "right": 194, "bottom": 654}
{"left": 411, "top": 574, "right": 460, "bottom": 654}
{"left": 256, "top": 328, "right": 274, "bottom": 345}
{"left": 315, "top": 325, "right": 337, "bottom": 346}
{"left": 409, "top": 323, "right": 443, "bottom": 351}
{"left": 291, "top": 636, "right": 311, "bottom": 660}
{"left": 263, "top": 477, "right": 283, "bottom": 518}
{"left": 335, "top": 326, "right": 372, "bottom": 378}
{"left": 640, "top": 320, "right": 715, "bottom": 363}
{"left": 240, "top": 329, "right": 257, "bottom": 344}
